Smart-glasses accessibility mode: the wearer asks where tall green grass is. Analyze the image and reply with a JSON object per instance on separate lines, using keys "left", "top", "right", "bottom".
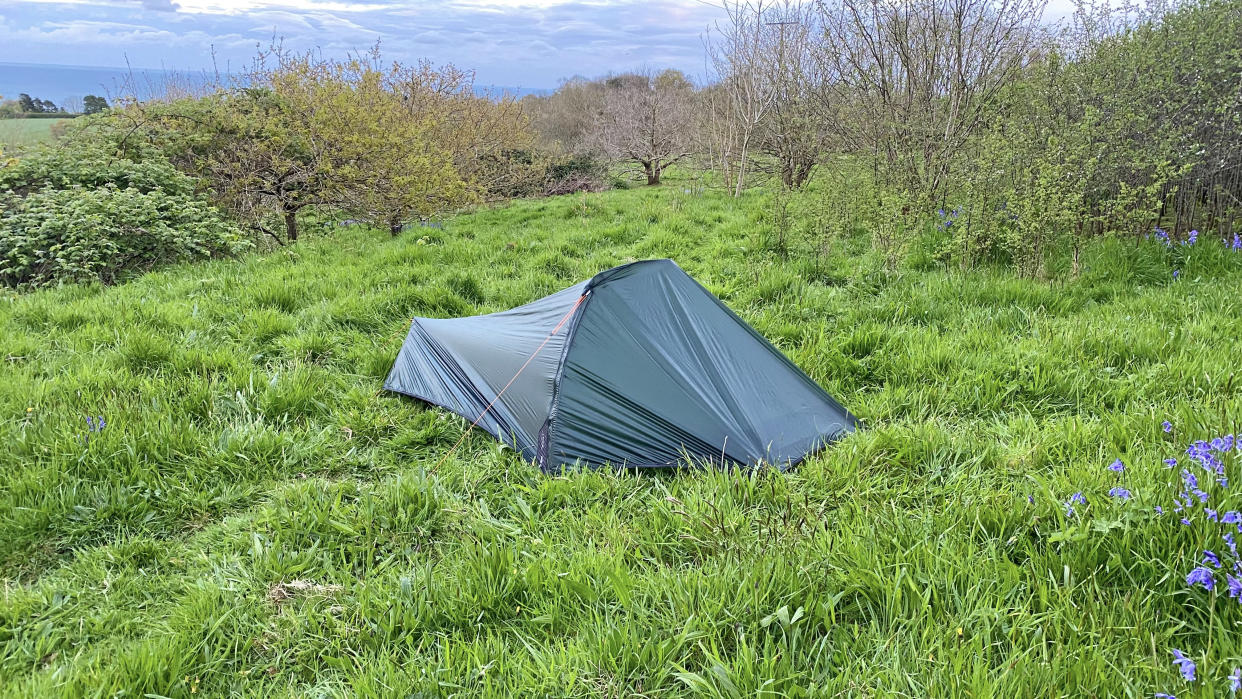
{"left": 1, "top": 184, "right": 1241, "bottom": 696}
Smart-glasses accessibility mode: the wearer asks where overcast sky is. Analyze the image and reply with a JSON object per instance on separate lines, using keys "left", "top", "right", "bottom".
{"left": 0, "top": 0, "right": 1078, "bottom": 91}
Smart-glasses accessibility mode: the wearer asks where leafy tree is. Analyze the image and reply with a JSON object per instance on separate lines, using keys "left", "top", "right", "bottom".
{"left": 101, "top": 50, "right": 503, "bottom": 243}
{"left": 83, "top": 95, "right": 108, "bottom": 115}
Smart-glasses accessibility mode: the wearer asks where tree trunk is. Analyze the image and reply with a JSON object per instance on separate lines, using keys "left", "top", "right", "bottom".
{"left": 284, "top": 210, "right": 299, "bottom": 243}
{"left": 644, "top": 160, "right": 660, "bottom": 186}
{"left": 734, "top": 135, "right": 751, "bottom": 197}
{"left": 390, "top": 220, "right": 402, "bottom": 236}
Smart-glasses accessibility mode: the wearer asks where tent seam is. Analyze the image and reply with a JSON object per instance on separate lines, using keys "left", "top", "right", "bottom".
{"left": 538, "top": 288, "right": 595, "bottom": 471}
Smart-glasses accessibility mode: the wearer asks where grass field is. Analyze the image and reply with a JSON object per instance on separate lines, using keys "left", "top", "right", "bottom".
{"left": 2, "top": 183, "right": 1242, "bottom": 697}
{"left": 0, "top": 118, "right": 66, "bottom": 149}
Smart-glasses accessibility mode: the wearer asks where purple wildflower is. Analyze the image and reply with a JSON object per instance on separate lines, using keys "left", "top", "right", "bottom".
{"left": 1185, "top": 229, "right": 1199, "bottom": 245}
{"left": 1155, "top": 506, "right": 1165, "bottom": 515}
{"left": 1155, "top": 693, "right": 1177, "bottom": 699}
{"left": 1108, "top": 459, "right": 1125, "bottom": 472}
{"left": 1203, "top": 550, "right": 1221, "bottom": 568}
{"left": 1182, "top": 518, "right": 1193, "bottom": 526}
{"left": 1232, "top": 233, "right": 1241, "bottom": 251}
{"left": 1165, "top": 458, "right": 1178, "bottom": 468}
{"left": 1187, "top": 567, "right": 1215, "bottom": 590}
{"left": 1207, "top": 509, "right": 1219, "bottom": 522}
{"left": 1174, "top": 269, "right": 1181, "bottom": 279}
{"left": 1109, "top": 487, "right": 1132, "bottom": 500}
{"left": 1228, "top": 574, "right": 1242, "bottom": 601}
{"left": 1163, "top": 421, "right": 1174, "bottom": 433}
{"left": 1172, "top": 649, "right": 1196, "bottom": 682}
{"left": 1230, "top": 667, "right": 1241, "bottom": 693}
{"left": 1224, "top": 512, "right": 1241, "bottom": 525}
{"left": 1183, "top": 470, "right": 1199, "bottom": 490}
{"left": 1065, "top": 491, "right": 1086, "bottom": 516}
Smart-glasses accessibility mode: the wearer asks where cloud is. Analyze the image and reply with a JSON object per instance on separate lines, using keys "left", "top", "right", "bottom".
{"left": 0, "top": 0, "right": 723, "bottom": 87}
{"left": 139, "top": 0, "right": 180, "bottom": 11}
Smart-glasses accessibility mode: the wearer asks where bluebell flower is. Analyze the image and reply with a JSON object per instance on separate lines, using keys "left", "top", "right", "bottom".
{"left": 1065, "top": 492, "right": 1086, "bottom": 516}
{"left": 1230, "top": 666, "right": 1241, "bottom": 693}
{"left": 1207, "top": 509, "right": 1219, "bottom": 521}
{"left": 1224, "top": 532, "right": 1238, "bottom": 558}
{"left": 1193, "top": 489, "right": 1210, "bottom": 503}
{"left": 1174, "top": 269, "right": 1181, "bottom": 279}
{"left": 1172, "top": 649, "right": 1197, "bottom": 681}
{"left": 1223, "top": 512, "right": 1241, "bottom": 525}
{"left": 1232, "top": 233, "right": 1241, "bottom": 251}
{"left": 1186, "top": 229, "right": 1199, "bottom": 245}
{"left": 1109, "top": 487, "right": 1132, "bottom": 500}
{"left": 1187, "top": 567, "right": 1215, "bottom": 590}
{"left": 1155, "top": 693, "right": 1177, "bottom": 699}
{"left": 1155, "top": 506, "right": 1164, "bottom": 515}
{"left": 1228, "top": 574, "right": 1242, "bottom": 601}
{"left": 1182, "top": 518, "right": 1193, "bottom": 526}
{"left": 1165, "top": 458, "right": 1179, "bottom": 468}
{"left": 1163, "top": 421, "right": 1173, "bottom": 433}
{"left": 1108, "top": 459, "right": 1125, "bottom": 472}
{"left": 1203, "top": 550, "right": 1221, "bottom": 568}
{"left": 1027, "top": 495, "right": 1035, "bottom": 505}
{"left": 1183, "top": 471, "right": 1199, "bottom": 490}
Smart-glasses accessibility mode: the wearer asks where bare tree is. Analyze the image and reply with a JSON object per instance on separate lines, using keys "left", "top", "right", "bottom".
{"left": 592, "top": 69, "right": 696, "bottom": 185}
{"left": 815, "top": 0, "right": 1047, "bottom": 203}
{"left": 706, "top": 0, "right": 780, "bottom": 195}
{"left": 755, "top": 0, "right": 831, "bottom": 188}
{"left": 523, "top": 76, "right": 606, "bottom": 154}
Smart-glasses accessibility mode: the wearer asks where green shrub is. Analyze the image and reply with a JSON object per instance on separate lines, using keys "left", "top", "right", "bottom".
{"left": 0, "top": 185, "right": 248, "bottom": 288}
{"left": 0, "top": 144, "right": 248, "bottom": 288}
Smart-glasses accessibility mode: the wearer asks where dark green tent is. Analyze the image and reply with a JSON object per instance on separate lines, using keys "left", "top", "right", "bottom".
{"left": 385, "top": 259, "right": 857, "bottom": 471}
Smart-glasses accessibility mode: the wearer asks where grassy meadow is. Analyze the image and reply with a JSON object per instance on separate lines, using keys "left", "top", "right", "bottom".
{"left": 0, "top": 119, "right": 66, "bottom": 149}
{"left": 2, "top": 182, "right": 1242, "bottom": 696}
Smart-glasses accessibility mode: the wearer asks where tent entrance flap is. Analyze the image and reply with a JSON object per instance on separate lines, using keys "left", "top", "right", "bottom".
{"left": 384, "top": 259, "right": 858, "bottom": 471}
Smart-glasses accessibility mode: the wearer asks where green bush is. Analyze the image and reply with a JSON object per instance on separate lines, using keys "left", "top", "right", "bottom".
{"left": 0, "top": 185, "right": 249, "bottom": 287}
{"left": 0, "top": 143, "right": 248, "bottom": 288}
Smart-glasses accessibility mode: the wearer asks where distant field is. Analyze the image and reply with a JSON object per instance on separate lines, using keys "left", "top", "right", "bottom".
{"left": 0, "top": 118, "right": 66, "bottom": 148}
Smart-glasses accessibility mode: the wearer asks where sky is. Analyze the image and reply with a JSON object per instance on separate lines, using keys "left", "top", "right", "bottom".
{"left": 0, "top": 0, "right": 1080, "bottom": 92}
{"left": 0, "top": 0, "right": 732, "bottom": 91}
